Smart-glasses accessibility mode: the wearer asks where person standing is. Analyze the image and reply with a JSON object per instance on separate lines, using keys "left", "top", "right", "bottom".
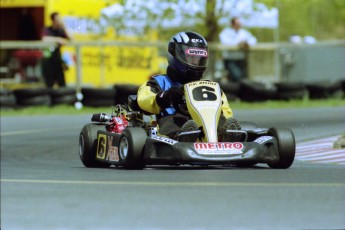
{"left": 41, "top": 12, "right": 71, "bottom": 88}
{"left": 219, "top": 17, "right": 257, "bottom": 82}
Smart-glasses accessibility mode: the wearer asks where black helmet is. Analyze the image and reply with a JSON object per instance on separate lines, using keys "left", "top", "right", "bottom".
{"left": 167, "top": 31, "right": 208, "bottom": 83}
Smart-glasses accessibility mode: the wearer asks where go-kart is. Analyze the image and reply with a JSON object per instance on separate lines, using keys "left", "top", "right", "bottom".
{"left": 79, "top": 80, "right": 295, "bottom": 169}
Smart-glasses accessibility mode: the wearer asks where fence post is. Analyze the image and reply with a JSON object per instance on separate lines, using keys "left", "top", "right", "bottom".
{"left": 75, "top": 44, "right": 82, "bottom": 91}
{"left": 100, "top": 45, "right": 105, "bottom": 87}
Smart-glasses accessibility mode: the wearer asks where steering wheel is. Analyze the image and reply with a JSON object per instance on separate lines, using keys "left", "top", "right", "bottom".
{"left": 172, "top": 86, "right": 189, "bottom": 116}
{"left": 174, "top": 102, "right": 189, "bottom": 116}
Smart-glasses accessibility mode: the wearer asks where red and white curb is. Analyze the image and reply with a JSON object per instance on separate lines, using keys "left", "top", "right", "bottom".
{"left": 296, "top": 136, "right": 345, "bottom": 165}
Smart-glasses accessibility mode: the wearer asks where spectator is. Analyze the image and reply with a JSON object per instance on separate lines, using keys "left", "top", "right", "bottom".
{"left": 41, "top": 12, "right": 71, "bottom": 88}
{"left": 219, "top": 17, "right": 257, "bottom": 82}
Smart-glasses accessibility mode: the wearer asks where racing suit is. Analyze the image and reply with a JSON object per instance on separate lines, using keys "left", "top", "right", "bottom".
{"left": 137, "top": 74, "right": 234, "bottom": 138}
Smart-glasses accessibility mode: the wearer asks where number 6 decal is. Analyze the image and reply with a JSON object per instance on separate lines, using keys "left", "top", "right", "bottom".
{"left": 192, "top": 86, "right": 217, "bottom": 101}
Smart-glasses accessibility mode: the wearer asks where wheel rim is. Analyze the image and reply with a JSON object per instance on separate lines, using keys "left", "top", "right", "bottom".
{"left": 119, "top": 137, "right": 129, "bottom": 159}
{"left": 79, "top": 135, "right": 84, "bottom": 157}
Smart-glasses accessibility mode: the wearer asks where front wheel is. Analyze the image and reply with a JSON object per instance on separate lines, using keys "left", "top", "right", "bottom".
{"left": 267, "top": 127, "right": 295, "bottom": 169}
{"left": 79, "top": 123, "right": 111, "bottom": 168}
{"left": 119, "top": 127, "right": 147, "bottom": 169}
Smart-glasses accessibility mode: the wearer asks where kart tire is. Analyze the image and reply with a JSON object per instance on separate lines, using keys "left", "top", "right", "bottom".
{"left": 82, "top": 98, "right": 116, "bottom": 107}
{"left": 0, "top": 88, "right": 13, "bottom": 96}
{"left": 81, "top": 88, "right": 116, "bottom": 98}
{"left": 49, "top": 87, "right": 76, "bottom": 97}
{"left": 277, "top": 90, "right": 308, "bottom": 100}
{"left": 50, "top": 87, "right": 77, "bottom": 105}
{"left": 52, "top": 94, "right": 77, "bottom": 105}
{"left": 79, "top": 123, "right": 111, "bottom": 168}
{"left": 275, "top": 82, "right": 308, "bottom": 100}
{"left": 224, "top": 92, "right": 239, "bottom": 102}
{"left": 81, "top": 88, "right": 116, "bottom": 107}
{"left": 340, "top": 79, "right": 345, "bottom": 92}
{"left": 219, "top": 81, "right": 241, "bottom": 96}
{"left": 17, "top": 95, "right": 51, "bottom": 106}
{"left": 0, "top": 94, "right": 16, "bottom": 108}
{"left": 267, "top": 127, "right": 295, "bottom": 169}
{"left": 13, "top": 88, "right": 50, "bottom": 98}
{"left": 306, "top": 81, "right": 343, "bottom": 99}
{"left": 239, "top": 80, "right": 277, "bottom": 102}
{"left": 119, "top": 127, "right": 147, "bottom": 169}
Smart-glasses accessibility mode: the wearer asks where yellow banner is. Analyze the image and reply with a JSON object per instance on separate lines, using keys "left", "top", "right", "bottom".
{"left": 0, "top": 0, "right": 46, "bottom": 7}
{"left": 1, "top": 0, "right": 166, "bottom": 87}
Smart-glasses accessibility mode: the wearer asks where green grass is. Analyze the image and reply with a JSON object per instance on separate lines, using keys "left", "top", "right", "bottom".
{"left": 230, "top": 98, "right": 345, "bottom": 109}
{"left": 1, "top": 98, "right": 344, "bottom": 117}
{"left": 1, "top": 105, "right": 108, "bottom": 117}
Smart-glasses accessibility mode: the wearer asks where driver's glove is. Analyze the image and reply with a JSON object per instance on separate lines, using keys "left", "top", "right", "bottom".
{"left": 156, "top": 86, "right": 184, "bottom": 109}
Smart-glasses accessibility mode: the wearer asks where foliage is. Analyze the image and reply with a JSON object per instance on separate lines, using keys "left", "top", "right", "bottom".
{"left": 259, "top": 0, "right": 345, "bottom": 41}
{"left": 100, "top": 0, "right": 279, "bottom": 42}
{"left": 109, "top": 0, "right": 345, "bottom": 42}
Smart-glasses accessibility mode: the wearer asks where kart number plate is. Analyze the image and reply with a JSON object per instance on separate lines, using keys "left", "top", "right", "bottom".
{"left": 194, "top": 142, "right": 243, "bottom": 155}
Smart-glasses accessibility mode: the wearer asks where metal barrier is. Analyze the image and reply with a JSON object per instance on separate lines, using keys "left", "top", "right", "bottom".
{"left": 277, "top": 40, "right": 345, "bottom": 83}
{"left": 1, "top": 40, "right": 344, "bottom": 89}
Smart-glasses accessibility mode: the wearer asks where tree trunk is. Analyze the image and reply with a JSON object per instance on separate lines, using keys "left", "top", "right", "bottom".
{"left": 204, "top": 0, "right": 219, "bottom": 80}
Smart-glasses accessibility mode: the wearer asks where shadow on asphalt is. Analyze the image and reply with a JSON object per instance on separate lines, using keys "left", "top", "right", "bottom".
{"left": 79, "top": 164, "right": 271, "bottom": 170}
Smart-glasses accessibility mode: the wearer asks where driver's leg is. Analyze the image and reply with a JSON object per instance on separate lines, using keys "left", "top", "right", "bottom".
{"left": 219, "top": 117, "right": 242, "bottom": 142}
{"left": 179, "top": 120, "right": 199, "bottom": 142}
{"left": 157, "top": 113, "right": 189, "bottom": 138}
{"left": 157, "top": 113, "right": 198, "bottom": 142}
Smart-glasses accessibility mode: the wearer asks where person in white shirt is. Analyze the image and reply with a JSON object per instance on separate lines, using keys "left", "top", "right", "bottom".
{"left": 219, "top": 17, "right": 257, "bottom": 82}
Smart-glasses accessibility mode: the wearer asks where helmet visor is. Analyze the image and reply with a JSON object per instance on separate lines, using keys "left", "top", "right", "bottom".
{"left": 174, "top": 45, "right": 208, "bottom": 68}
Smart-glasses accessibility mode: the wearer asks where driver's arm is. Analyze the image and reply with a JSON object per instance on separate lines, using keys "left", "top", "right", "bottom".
{"left": 221, "top": 92, "right": 234, "bottom": 119}
{"left": 137, "top": 79, "right": 162, "bottom": 114}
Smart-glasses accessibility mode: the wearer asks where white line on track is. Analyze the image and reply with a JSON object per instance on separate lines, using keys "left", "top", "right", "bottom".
{"left": 0, "top": 127, "right": 80, "bottom": 136}
{"left": 1, "top": 179, "right": 345, "bottom": 187}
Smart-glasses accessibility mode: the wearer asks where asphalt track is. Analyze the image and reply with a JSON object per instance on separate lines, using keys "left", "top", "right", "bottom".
{"left": 1, "top": 107, "right": 345, "bottom": 229}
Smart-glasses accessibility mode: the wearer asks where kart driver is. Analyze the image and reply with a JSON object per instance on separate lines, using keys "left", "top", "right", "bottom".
{"left": 137, "top": 31, "right": 241, "bottom": 142}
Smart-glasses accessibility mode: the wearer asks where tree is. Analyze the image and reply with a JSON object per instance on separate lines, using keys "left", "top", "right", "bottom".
{"left": 100, "top": 0, "right": 279, "bottom": 42}
{"left": 100, "top": 0, "right": 344, "bottom": 42}
{"left": 260, "top": 0, "right": 345, "bottom": 40}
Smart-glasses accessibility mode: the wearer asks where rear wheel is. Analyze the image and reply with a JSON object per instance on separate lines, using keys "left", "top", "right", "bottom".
{"left": 119, "top": 127, "right": 147, "bottom": 169}
{"left": 79, "top": 123, "right": 111, "bottom": 168}
{"left": 267, "top": 127, "right": 295, "bottom": 169}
